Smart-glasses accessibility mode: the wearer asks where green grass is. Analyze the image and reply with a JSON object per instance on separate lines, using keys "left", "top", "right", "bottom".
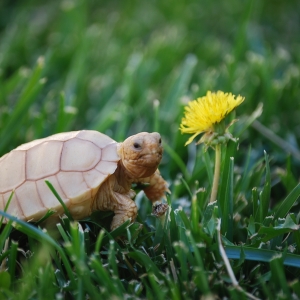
{"left": 1, "top": 0, "right": 300, "bottom": 298}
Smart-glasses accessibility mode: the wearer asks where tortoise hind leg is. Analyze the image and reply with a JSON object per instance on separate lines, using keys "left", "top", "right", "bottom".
{"left": 111, "top": 192, "right": 138, "bottom": 230}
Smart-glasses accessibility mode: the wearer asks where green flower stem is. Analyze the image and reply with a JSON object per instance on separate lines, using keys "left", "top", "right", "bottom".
{"left": 210, "top": 143, "right": 221, "bottom": 203}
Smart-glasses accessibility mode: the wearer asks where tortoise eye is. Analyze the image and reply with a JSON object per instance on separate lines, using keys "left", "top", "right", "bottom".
{"left": 133, "top": 142, "right": 141, "bottom": 149}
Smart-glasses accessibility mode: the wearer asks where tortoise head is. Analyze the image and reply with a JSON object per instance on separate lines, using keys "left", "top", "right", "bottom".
{"left": 118, "top": 132, "right": 163, "bottom": 178}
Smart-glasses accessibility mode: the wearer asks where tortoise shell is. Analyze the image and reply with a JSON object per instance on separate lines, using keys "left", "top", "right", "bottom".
{"left": 0, "top": 130, "right": 120, "bottom": 221}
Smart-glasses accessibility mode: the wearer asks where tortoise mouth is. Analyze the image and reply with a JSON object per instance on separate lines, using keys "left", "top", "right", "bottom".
{"left": 124, "top": 151, "right": 162, "bottom": 178}
{"left": 127, "top": 153, "right": 162, "bottom": 167}
{"left": 136, "top": 150, "right": 162, "bottom": 165}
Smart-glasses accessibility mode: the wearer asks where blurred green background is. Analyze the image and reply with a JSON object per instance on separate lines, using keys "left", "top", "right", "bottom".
{"left": 0, "top": 0, "right": 300, "bottom": 177}
{"left": 1, "top": 1, "right": 300, "bottom": 297}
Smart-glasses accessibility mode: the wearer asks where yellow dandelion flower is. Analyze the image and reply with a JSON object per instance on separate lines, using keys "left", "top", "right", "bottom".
{"left": 180, "top": 91, "right": 245, "bottom": 145}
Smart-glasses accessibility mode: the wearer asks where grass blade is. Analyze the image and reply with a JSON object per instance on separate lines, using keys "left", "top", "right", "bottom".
{"left": 270, "top": 254, "right": 291, "bottom": 298}
{"left": 252, "top": 187, "right": 259, "bottom": 223}
{"left": 0, "top": 191, "right": 14, "bottom": 227}
{"left": 127, "top": 251, "right": 164, "bottom": 280}
{"left": 225, "top": 245, "right": 300, "bottom": 268}
{"left": 163, "top": 142, "right": 190, "bottom": 180}
{"left": 0, "top": 58, "right": 45, "bottom": 153}
{"left": 186, "top": 231, "right": 211, "bottom": 295}
{"left": 0, "top": 211, "right": 75, "bottom": 284}
{"left": 0, "top": 271, "right": 11, "bottom": 289}
{"left": 202, "top": 148, "right": 213, "bottom": 187}
{"left": 222, "top": 157, "right": 234, "bottom": 241}
{"left": 8, "top": 240, "right": 18, "bottom": 284}
{"left": 219, "top": 141, "right": 236, "bottom": 216}
{"left": 45, "top": 180, "right": 73, "bottom": 221}
{"left": 274, "top": 183, "right": 300, "bottom": 219}
{"left": 162, "top": 54, "right": 197, "bottom": 118}
{"left": 260, "top": 151, "right": 271, "bottom": 223}
{"left": 0, "top": 221, "right": 12, "bottom": 253}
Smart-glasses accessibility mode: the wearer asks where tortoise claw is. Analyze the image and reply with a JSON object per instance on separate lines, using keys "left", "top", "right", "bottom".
{"left": 152, "top": 202, "right": 169, "bottom": 217}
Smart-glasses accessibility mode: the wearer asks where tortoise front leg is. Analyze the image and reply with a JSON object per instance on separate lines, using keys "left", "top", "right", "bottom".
{"left": 111, "top": 192, "right": 138, "bottom": 230}
{"left": 92, "top": 178, "right": 138, "bottom": 230}
{"left": 137, "top": 169, "right": 170, "bottom": 203}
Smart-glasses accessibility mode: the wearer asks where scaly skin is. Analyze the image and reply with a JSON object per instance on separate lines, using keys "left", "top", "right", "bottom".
{"left": 92, "top": 164, "right": 138, "bottom": 229}
{"left": 138, "top": 170, "right": 170, "bottom": 202}
{"left": 93, "top": 132, "right": 169, "bottom": 230}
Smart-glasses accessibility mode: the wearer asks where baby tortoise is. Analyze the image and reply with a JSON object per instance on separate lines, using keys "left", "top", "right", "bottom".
{"left": 0, "top": 130, "right": 169, "bottom": 229}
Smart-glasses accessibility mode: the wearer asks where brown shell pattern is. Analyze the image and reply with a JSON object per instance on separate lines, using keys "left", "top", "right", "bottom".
{"left": 0, "top": 130, "right": 120, "bottom": 221}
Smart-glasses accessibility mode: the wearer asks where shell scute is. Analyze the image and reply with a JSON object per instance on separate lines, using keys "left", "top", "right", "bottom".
{"left": 26, "top": 141, "right": 63, "bottom": 180}
{"left": 101, "top": 143, "right": 119, "bottom": 161}
{"left": 15, "top": 181, "right": 47, "bottom": 220}
{"left": 15, "top": 132, "right": 78, "bottom": 151}
{"left": 83, "top": 169, "right": 108, "bottom": 197}
{"left": 61, "top": 138, "right": 101, "bottom": 171}
{"left": 0, "top": 194, "right": 3, "bottom": 209}
{"left": 95, "top": 160, "right": 118, "bottom": 175}
{"left": 56, "top": 171, "right": 91, "bottom": 204}
{"left": 0, "top": 151, "right": 25, "bottom": 193}
{"left": 3, "top": 191, "right": 24, "bottom": 219}
{"left": 36, "top": 176, "right": 70, "bottom": 211}
{"left": 16, "top": 138, "right": 47, "bottom": 151}
{"left": 46, "top": 131, "right": 79, "bottom": 142}
{"left": 77, "top": 130, "right": 115, "bottom": 148}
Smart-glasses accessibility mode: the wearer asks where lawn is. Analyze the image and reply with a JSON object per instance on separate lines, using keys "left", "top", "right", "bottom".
{"left": 1, "top": 0, "right": 300, "bottom": 299}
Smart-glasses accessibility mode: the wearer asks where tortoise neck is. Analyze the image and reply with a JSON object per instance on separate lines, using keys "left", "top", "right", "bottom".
{"left": 115, "top": 161, "right": 135, "bottom": 185}
{"left": 92, "top": 162, "right": 132, "bottom": 212}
